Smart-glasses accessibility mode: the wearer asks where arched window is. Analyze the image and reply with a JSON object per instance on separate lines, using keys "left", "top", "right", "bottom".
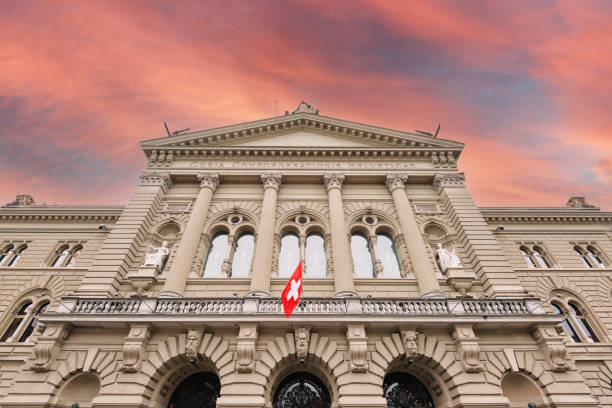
{"left": 0, "top": 300, "right": 48, "bottom": 343}
{"left": 351, "top": 233, "right": 373, "bottom": 278}
{"left": 568, "top": 302, "right": 599, "bottom": 342}
{"left": 168, "top": 372, "right": 220, "bottom": 408}
{"left": 532, "top": 246, "right": 551, "bottom": 268}
{"left": 586, "top": 246, "right": 606, "bottom": 268}
{"left": 273, "top": 372, "right": 331, "bottom": 408}
{"left": 231, "top": 233, "right": 254, "bottom": 278}
{"left": 0, "top": 245, "right": 14, "bottom": 266}
{"left": 376, "top": 233, "right": 401, "bottom": 278}
{"left": 5, "top": 245, "right": 26, "bottom": 267}
{"left": 551, "top": 303, "right": 580, "bottom": 342}
{"left": 203, "top": 232, "right": 229, "bottom": 277}
{"left": 51, "top": 245, "right": 70, "bottom": 267}
{"left": 305, "top": 233, "right": 326, "bottom": 278}
{"left": 501, "top": 373, "right": 545, "bottom": 408}
{"left": 383, "top": 372, "right": 434, "bottom": 408}
{"left": 278, "top": 233, "right": 300, "bottom": 278}
{"left": 520, "top": 246, "right": 537, "bottom": 268}
{"left": 56, "top": 372, "right": 101, "bottom": 408}
{"left": 66, "top": 245, "right": 83, "bottom": 267}
{"left": 575, "top": 246, "right": 594, "bottom": 268}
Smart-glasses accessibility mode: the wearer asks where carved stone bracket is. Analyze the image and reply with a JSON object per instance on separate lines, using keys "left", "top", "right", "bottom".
{"left": 452, "top": 324, "right": 483, "bottom": 373}
{"left": 29, "top": 323, "right": 72, "bottom": 372}
{"left": 236, "top": 323, "right": 258, "bottom": 373}
{"left": 323, "top": 173, "right": 345, "bottom": 191}
{"left": 346, "top": 324, "right": 368, "bottom": 372}
{"left": 197, "top": 172, "right": 220, "bottom": 191}
{"left": 531, "top": 325, "right": 572, "bottom": 372}
{"left": 295, "top": 327, "right": 310, "bottom": 360}
{"left": 400, "top": 329, "right": 418, "bottom": 358}
{"left": 118, "top": 324, "right": 151, "bottom": 373}
{"left": 139, "top": 171, "right": 172, "bottom": 192}
{"left": 127, "top": 266, "right": 159, "bottom": 295}
{"left": 432, "top": 173, "right": 465, "bottom": 193}
{"left": 446, "top": 267, "right": 476, "bottom": 294}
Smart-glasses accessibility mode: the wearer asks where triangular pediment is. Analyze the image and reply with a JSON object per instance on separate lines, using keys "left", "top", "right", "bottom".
{"left": 140, "top": 112, "right": 464, "bottom": 152}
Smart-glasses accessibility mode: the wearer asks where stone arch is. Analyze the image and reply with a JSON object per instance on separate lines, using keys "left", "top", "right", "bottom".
{"left": 275, "top": 204, "right": 330, "bottom": 234}
{"left": 370, "top": 333, "right": 456, "bottom": 407}
{"left": 50, "top": 371, "right": 101, "bottom": 407}
{"left": 142, "top": 331, "right": 233, "bottom": 408}
{"left": 258, "top": 332, "right": 344, "bottom": 407}
{"left": 207, "top": 200, "right": 262, "bottom": 227}
{"left": 501, "top": 371, "right": 549, "bottom": 407}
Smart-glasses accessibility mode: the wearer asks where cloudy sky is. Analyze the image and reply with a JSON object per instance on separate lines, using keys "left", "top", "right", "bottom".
{"left": 1, "top": 1, "right": 610, "bottom": 209}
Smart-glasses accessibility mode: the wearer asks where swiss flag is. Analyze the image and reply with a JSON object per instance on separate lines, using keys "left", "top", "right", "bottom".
{"left": 282, "top": 261, "right": 303, "bottom": 318}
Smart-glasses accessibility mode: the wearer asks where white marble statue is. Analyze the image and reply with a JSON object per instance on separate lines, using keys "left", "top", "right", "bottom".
{"left": 142, "top": 241, "right": 169, "bottom": 269}
{"left": 436, "top": 243, "right": 462, "bottom": 272}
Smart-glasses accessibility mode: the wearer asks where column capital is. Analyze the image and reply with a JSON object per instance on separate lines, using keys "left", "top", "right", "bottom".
{"left": 385, "top": 173, "right": 408, "bottom": 192}
{"left": 260, "top": 173, "right": 282, "bottom": 191}
{"left": 323, "top": 173, "right": 345, "bottom": 191}
{"left": 138, "top": 171, "right": 172, "bottom": 192}
{"left": 197, "top": 172, "right": 219, "bottom": 191}
{"left": 433, "top": 173, "right": 465, "bottom": 193}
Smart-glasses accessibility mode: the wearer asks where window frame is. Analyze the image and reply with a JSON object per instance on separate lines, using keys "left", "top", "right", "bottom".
{"left": 0, "top": 294, "right": 51, "bottom": 343}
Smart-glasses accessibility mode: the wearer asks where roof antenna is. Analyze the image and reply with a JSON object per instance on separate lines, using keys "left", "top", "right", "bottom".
{"left": 164, "top": 121, "right": 171, "bottom": 137}
{"left": 164, "top": 121, "right": 191, "bottom": 136}
{"left": 434, "top": 123, "right": 440, "bottom": 138}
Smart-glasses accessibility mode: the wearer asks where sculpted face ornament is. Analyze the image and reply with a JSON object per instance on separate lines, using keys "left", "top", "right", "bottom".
{"left": 400, "top": 329, "right": 418, "bottom": 357}
{"left": 185, "top": 329, "right": 201, "bottom": 359}
{"left": 295, "top": 327, "right": 310, "bottom": 360}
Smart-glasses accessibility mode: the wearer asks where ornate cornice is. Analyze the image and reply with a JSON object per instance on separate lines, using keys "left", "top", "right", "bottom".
{"left": 197, "top": 172, "right": 219, "bottom": 191}
{"left": 0, "top": 207, "right": 123, "bottom": 222}
{"left": 323, "top": 173, "right": 345, "bottom": 191}
{"left": 481, "top": 208, "right": 612, "bottom": 224}
{"left": 138, "top": 171, "right": 171, "bottom": 191}
{"left": 433, "top": 173, "right": 466, "bottom": 193}
{"left": 260, "top": 173, "right": 282, "bottom": 191}
{"left": 385, "top": 174, "right": 407, "bottom": 192}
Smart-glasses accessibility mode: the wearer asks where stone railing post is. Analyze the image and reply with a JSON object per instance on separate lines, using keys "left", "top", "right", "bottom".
{"left": 386, "top": 174, "right": 444, "bottom": 298}
{"left": 324, "top": 174, "right": 357, "bottom": 297}
{"left": 249, "top": 173, "right": 282, "bottom": 297}
{"left": 159, "top": 173, "right": 219, "bottom": 297}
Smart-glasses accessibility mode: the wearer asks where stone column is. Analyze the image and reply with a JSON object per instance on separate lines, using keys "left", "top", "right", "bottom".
{"left": 324, "top": 174, "right": 357, "bottom": 297}
{"left": 386, "top": 174, "right": 443, "bottom": 298}
{"left": 160, "top": 173, "right": 219, "bottom": 297}
{"left": 249, "top": 173, "right": 282, "bottom": 297}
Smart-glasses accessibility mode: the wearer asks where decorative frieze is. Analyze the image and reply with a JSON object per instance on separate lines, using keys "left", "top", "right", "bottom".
{"left": 118, "top": 324, "right": 151, "bottom": 372}
{"left": 346, "top": 324, "right": 368, "bottom": 372}
{"left": 29, "top": 323, "right": 72, "bottom": 372}
{"left": 531, "top": 325, "right": 572, "bottom": 372}
{"left": 323, "top": 173, "right": 345, "bottom": 191}
{"left": 432, "top": 173, "right": 466, "bottom": 193}
{"left": 138, "top": 171, "right": 172, "bottom": 191}
{"left": 236, "top": 323, "right": 258, "bottom": 372}
{"left": 452, "top": 325, "right": 483, "bottom": 372}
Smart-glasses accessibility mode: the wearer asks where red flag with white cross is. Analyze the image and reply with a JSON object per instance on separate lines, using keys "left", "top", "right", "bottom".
{"left": 282, "top": 261, "right": 303, "bottom": 318}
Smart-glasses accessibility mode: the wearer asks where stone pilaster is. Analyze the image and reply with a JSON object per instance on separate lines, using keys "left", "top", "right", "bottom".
{"left": 77, "top": 171, "right": 171, "bottom": 297}
{"left": 386, "top": 174, "right": 443, "bottom": 298}
{"left": 324, "top": 174, "right": 356, "bottom": 297}
{"left": 160, "top": 172, "right": 218, "bottom": 297}
{"left": 249, "top": 173, "right": 281, "bottom": 297}
{"left": 433, "top": 173, "right": 526, "bottom": 297}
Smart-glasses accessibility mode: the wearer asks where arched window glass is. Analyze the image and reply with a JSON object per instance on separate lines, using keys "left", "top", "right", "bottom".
{"left": 0, "top": 245, "right": 14, "bottom": 266}
{"left": 6, "top": 245, "right": 26, "bottom": 267}
{"left": 231, "top": 233, "right": 254, "bottom": 278}
{"left": 586, "top": 246, "right": 606, "bottom": 268}
{"left": 520, "top": 246, "right": 536, "bottom": 268}
{"left": 377, "top": 233, "right": 401, "bottom": 278}
{"left": 575, "top": 247, "right": 593, "bottom": 268}
{"left": 278, "top": 234, "right": 300, "bottom": 278}
{"left": 551, "top": 303, "right": 580, "bottom": 342}
{"left": 351, "top": 233, "right": 373, "bottom": 278}
{"left": 203, "top": 233, "right": 229, "bottom": 277}
{"left": 305, "top": 234, "right": 326, "bottom": 278}
{"left": 18, "top": 301, "right": 49, "bottom": 342}
{"left": 0, "top": 302, "right": 32, "bottom": 342}
{"left": 383, "top": 372, "right": 434, "bottom": 408}
{"left": 568, "top": 302, "right": 599, "bottom": 342}
{"left": 533, "top": 247, "right": 551, "bottom": 268}
{"left": 66, "top": 245, "right": 82, "bottom": 267}
{"left": 169, "top": 372, "right": 220, "bottom": 408}
{"left": 51, "top": 245, "right": 70, "bottom": 267}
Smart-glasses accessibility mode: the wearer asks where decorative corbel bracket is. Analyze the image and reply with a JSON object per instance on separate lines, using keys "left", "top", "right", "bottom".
{"left": 118, "top": 324, "right": 151, "bottom": 373}
{"left": 127, "top": 267, "right": 159, "bottom": 295}
{"left": 295, "top": 327, "right": 310, "bottom": 361}
{"left": 29, "top": 323, "right": 72, "bottom": 372}
{"left": 531, "top": 325, "right": 572, "bottom": 372}
{"left": 236, "top": 323, "right": 258, "bottom": 373}
{"left": 452, "top": 324, "right": 483, "bottom": 373}
{"left": 346, "top": 324, "right": 368, "bottom": 372}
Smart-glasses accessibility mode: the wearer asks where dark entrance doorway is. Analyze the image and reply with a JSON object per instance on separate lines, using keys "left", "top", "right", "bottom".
{"left": 273, "top": 372, "right": 331, "bottom": 408}
{"left": 168, "top": 372, "right": 220, "bottom": 408}
{"left": 383, "top": 372, "right": 434, "bottom": 408}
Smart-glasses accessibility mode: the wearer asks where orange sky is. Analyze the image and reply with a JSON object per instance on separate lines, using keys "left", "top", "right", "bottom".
{"left": 1, "top": 1, "right": 610, "bottom": 209}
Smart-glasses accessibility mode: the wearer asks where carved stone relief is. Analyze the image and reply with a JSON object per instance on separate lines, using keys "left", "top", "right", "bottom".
{"left": 29, "top": 323, "right": 72, "bottom": 372}
{"left": 346, "top": 324, "right": 368, "bottom": 372}
{"left": 400, "top": 329, "right": 418, "bottom": 357}
{"left": 185, "top": 328, "right": 203, "bottom": 359}
{"left": 531, "top": 325, "right": 572, "bottom": 372}
{"left": 118, "top": 324, "right": 151, "bottom": 373}
{"left": 295, "top": 327, "right": 310, "bottom": 360}
{"left": 452, "top": 325, "right": 483, "bottom": 373}
{"left": 236, "top": 323, "right": 258, "bottom": 373}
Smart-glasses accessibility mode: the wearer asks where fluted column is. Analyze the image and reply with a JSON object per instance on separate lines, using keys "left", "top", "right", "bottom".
{"left": 249, "top": 173, "right": 282, "bottom": 297}
{"left": 386, "top": 174, "right": 443, "bottom": 298}
{"left": 160, "top": 173, "right": 219, "bottom": 298}
{"left": 324, "top": 174, "right": 357, "bottom": 297}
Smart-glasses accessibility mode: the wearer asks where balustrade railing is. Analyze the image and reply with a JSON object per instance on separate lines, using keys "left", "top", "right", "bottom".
{"left": 362, "top": 299, "right": 449, "bottom": 314}
{"left": 154, "top": 298, "right": 243, "bottom": 314}
{"left": 257, "top": 298, "right": 347, "bottom": 314}
{"left": 73, "top": 298, "right": 141, "bottom": 314}
{"left": 462, "top": 299, "right": 530, "bottom": 315}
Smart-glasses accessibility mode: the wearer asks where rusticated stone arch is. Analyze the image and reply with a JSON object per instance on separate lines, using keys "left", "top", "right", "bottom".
{"left": 46, "top": 349, "right": 118, "bottom": 395}
{"left": 143, "top": 331, "right": 233, "bottom": 408}
{"left": 259, "top": 332, "right": 344, "bottom": 407}
{"left": 370, "top": 333, "right": 455, "bottom": 407}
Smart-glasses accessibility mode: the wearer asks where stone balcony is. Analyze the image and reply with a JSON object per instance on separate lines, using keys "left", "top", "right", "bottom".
{"left": 40, "top": 297, "right": 560, "bottom": 329}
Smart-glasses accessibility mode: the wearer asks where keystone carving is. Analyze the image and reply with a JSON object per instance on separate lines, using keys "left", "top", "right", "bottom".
{"left": 385, "top": 174, "right": 407, "bottom": 192}
{"left": 295, "top": 327, "right": 310, "bottom": 360}
{"left": 323, "top": 173, "right": 345, "bottom": 191}
{"left": 185, "top": 328, "right": 203, "bottom": 359}
{"left": 236, "top": 323, "right": 258, "bottom": 373}
{"left": 29, "top": 323, "right": 72, "bottom": 372}
{"left": 400, "top": 329, "right": 418, "bottom": 357}
{"left": 118, "top": 325, "right": 151, "bottom": 373}
{"left": 346, "top": 324, "right": 368, "bottom": 372}
{"left": 260, "top": 173, "right": 282, "bottom": 191}
{"left": 531, "top": 325, "right": 571, "bottom": 372}
{"left": 197, "top": 172, "right": 219, "bottom": 191}
{"left": 452, "top": 325, "right": 483, "bottom": 372}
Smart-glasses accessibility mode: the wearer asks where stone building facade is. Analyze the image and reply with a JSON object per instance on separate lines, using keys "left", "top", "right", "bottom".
{"left": 1, "top": 103, "right": 611, "bottom": 407}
